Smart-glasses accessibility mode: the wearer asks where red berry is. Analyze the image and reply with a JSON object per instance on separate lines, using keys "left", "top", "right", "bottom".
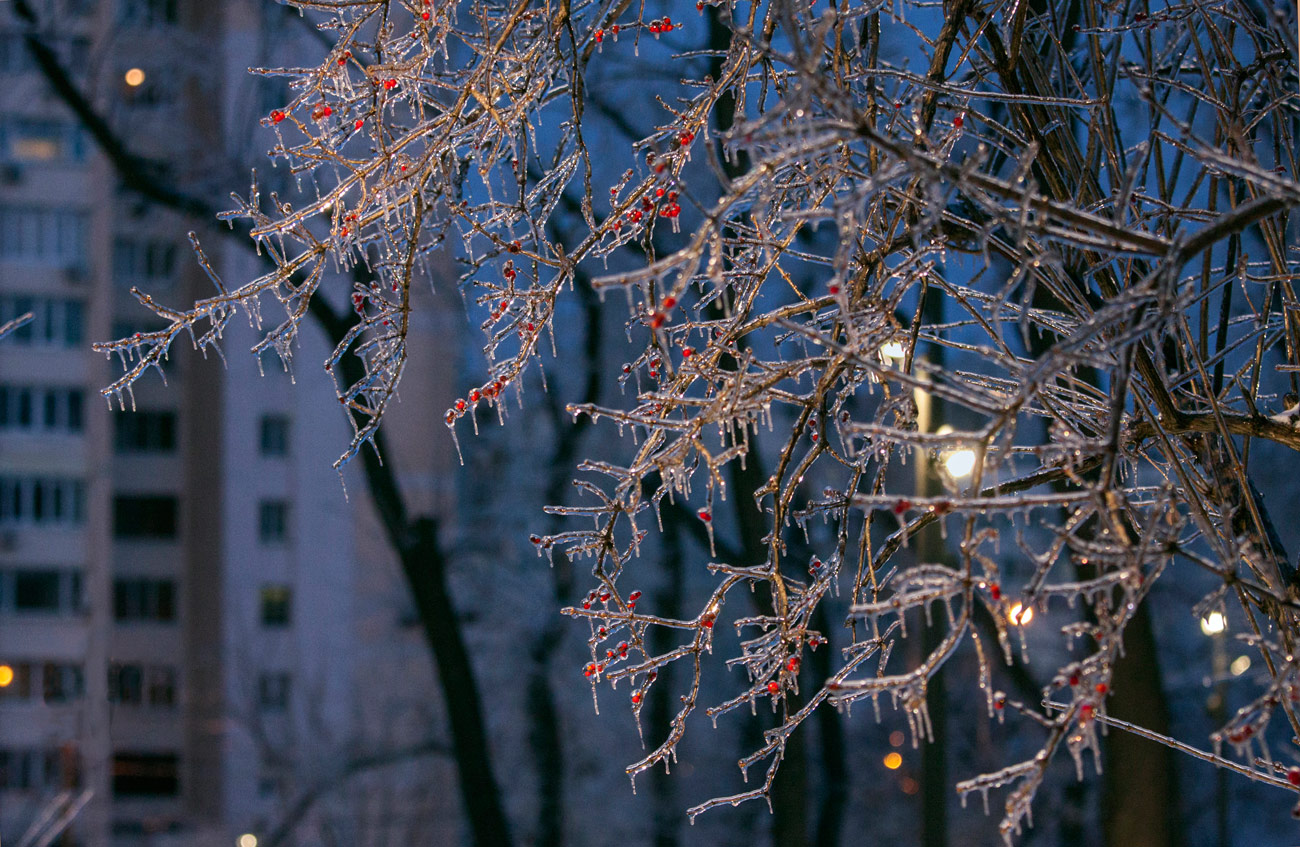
{"left": 594, "top": 28, "right": 604, "bottom": 41}
{"left": 767, "top": 681, "right": 780, "bottom": 695}
{"left": 584, "top": 663, "right": 598, "bottom": 678}
{"left": 994, "top": 692, "right": 1006, "bottom": 709}
{"left": 444, "top": 410, "right": 455, "bottom": 425}
{"left": 628, "top": 590, "right": 641, "bottom": 602}
{"left": 650, "top": 312, "right": 666, "bottom": 329}
{"left": 682, "top": 347, "right": 693, "bottom": 358}
{"left": 355, "top": 118, "right": 365, "bottom": 129}
{"left": 892, "top": 499, "right": 911, "bottom": 515}
{"left": 631, "top": 693, "right": 641, "bottom": 704}
{"left": 1079, "top": 703, "right": 1094, "bottom": 721}
{"left": 422, "top": 10, "right": 430, "bottom": 19}
{"left": 953, "top": 114, "right": 963, "bottom": 129}
{"left": 1095, "top": 683, "right": 1108, "bottom": 695}
{"left": 698, "top": 509, "right": 711, "bottom": 522}
{"left": 384, "top": 79, "right": 397, "bottom": 89}
{"left": 701, "top": 613, "right": 715, "bottom": 629}
{"left": 787, "top": 657, "right": 800, "bottom": 672}
{"left": 1068, "top": 673, "right": 1080, "bottom": 686}
{"left": 270, "top": 110, "right": 286, "bottom": 124}
{"left": 662, "top": 295, "right": 677, "bottom": 309}
{"left": 1288, "top": 767, "right": 1300, "bottom": 786}
{"left": 989, "top": 583, "right": 1001, "bottom": 601}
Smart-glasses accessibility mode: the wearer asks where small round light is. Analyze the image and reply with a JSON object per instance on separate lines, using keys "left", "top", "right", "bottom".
{"left": 880, "top": 341, "right": 905, "bottom": 361}
{"left": 883, "top": 752, "right": 902, "bottom": 770}
{"left": 943, "top": 448, "right": 977, "bottom": 478}
{"left": 1008, "top": 602, "right": 1034, "bottom": 626}
{"left": 0, "top": 665, "right": 13, "bottom": 687}
{"left": 888, "top": 730, "right": 904, "bottom": 747}
{"left": 237, "top": 835, "right": 257, "bottom": 847}
{"left": 1200, "top": 611, "right": 1226, "bottom": 636}
{"left": 1230, "top": 655, "right": 1251, "bottom": 676}
{"left": 124, "top": 68, "right": 146, "bottom": 87}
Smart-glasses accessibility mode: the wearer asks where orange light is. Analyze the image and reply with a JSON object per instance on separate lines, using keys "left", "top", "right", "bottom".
{"left": 1009, "top": 602, "right": 1034, "bottom": 626}
{"left": 901, "top": 776, "right": 919, "bottom": 795}
{"left": 0, "top": 664, "right": 13, "bottom": 687}
{"left": 124, "top": 68, "right": 146, "bottom": 87}
{"left": 883, "top": 752, "right": 903, "bottom": 770}
{"left": 888, "top": 730, "right": 905, "bottom": 747}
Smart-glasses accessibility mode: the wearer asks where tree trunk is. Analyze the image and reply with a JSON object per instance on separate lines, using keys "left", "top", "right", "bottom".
{"left": 1101, "top": 602, "right": 1179, "bottom": 847}
{"left": 401, "top": 518, "right": 513, "bottom": 847}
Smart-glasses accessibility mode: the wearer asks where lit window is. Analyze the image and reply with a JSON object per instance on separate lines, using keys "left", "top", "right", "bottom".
{"left": 112, "top": 752, "right": 178, "bottom": 797}
{"left": 259, "top": 585, "right": 291, "bottom": 627}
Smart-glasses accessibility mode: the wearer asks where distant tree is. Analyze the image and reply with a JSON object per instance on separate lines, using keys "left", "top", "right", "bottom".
{"left": 88, "top": 0, "right": 1300, "bottom": 842}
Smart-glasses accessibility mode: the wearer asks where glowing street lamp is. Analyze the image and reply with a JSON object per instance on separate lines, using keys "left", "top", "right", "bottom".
{"left": 1200, "top": 611, "right": 1226, "bottom": 636}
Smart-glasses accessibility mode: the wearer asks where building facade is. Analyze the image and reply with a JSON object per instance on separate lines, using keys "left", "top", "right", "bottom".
{"left": 0, "top": 2, "right": 460, "bottom": 845}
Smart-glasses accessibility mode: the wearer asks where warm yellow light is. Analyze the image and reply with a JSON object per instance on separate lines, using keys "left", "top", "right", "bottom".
{"left": 1230, "top": 655, "right": 1251, "bottom": 676}
{"left": 1008, "top": 602, "right": 1034, "bottom": 626}
{"left": 1201, "top": 611, "right": 1226, "bottom": 636}
{"left": 237, "top": 835, "right": 258, "bottom": 847}
{"left": 883, "top": 752, "right": 903, "bottom": 770}
{"left": 880, "top": 341, "right": 905, "bottom": 361}
{"left": 943, "top": 448, "right": 977, "bottom": 478}
{"left": 0, "top": 665, "right": 12, "bottom": 687}
{"left": 124, "top": 68, "right": 146, "bottom": 87}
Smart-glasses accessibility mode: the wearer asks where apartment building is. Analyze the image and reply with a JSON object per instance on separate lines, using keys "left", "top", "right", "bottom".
{"left": 0, "top": 2, "right": 461, "bottom": 845}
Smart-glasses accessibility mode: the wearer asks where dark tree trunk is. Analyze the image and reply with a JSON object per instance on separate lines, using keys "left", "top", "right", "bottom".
{"left": 1101, "top": 602, "right": 1179, "bottom": 847}
{"left": 401, "top": 518, "right": 514, "bottom": 847}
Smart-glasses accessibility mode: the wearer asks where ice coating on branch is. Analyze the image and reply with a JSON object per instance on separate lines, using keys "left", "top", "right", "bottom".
{"left": 85, "top": 0, "right": 1300, "bottom": 838}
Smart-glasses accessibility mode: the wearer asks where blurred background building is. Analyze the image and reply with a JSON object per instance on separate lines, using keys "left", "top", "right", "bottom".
{"left": 0, "top": 3, "right": 460, "bottom": 845}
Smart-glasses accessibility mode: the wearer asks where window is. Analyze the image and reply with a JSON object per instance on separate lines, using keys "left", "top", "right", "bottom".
{"left": 0, "top": 477, "right": 85, "bottom": 525}
{"left": 258, "top": 500, "right": 289, "bottom": 545}
{"left": 2, "top": 569, "right": 81, "bottom": 614}
{"left": 0, "top": 118, "right": 84, "bottom": 164}
{"left": 0, "top": 32, "right": 87, "bottom": 76}
{"left": 118, "top": 0, "right": 178, "bottom": 26}
{"left": 0, "top": 296, "right": 83, "bottom": 347}
{"left": 259, "top": 585, "right": 291, "bottom": 627}
{"left": 146, "top": 666, "right": 176, "bottom": 707}
{"left": 109, "top": 664, "right": 176, "bottom": 707}
{"left": 114, "top": 411, "right": 176, "bottom": 452}
{"left": 41, "top": 663, "right": 83, "bottom": 703}
{"left": 0, "top": 748, "right": 74, "bottom": 790}
{"left": 14, "top": 570, "right": 58, "bottom": 611}
{"left": 113, "top": 495, "right": 178, "bottom": 538}
{"left": 259, "top": 415, "right": 289, "bottom": 456}
{"left": 108, "top": 663, "right": 143, "bottom": 704}
{"left": 0, "top": 386, "right": 83, "bottom": 433}
{"left": 112, "top": 753, "right": 178, "bottom": 797}
{"left": 114, "top": 238, "right": 176, "bottom": 287}
{"left": 113, "top": 578, "right": 175, "bottom": 623}
{"left": 0, "top": 662, "right": 32, "bottom": 700}
{"left": 0, "top": 209, "right": 88, "bottom": 266}
{"left": 257, "top": 673, "right": 290, "bottom": 711}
